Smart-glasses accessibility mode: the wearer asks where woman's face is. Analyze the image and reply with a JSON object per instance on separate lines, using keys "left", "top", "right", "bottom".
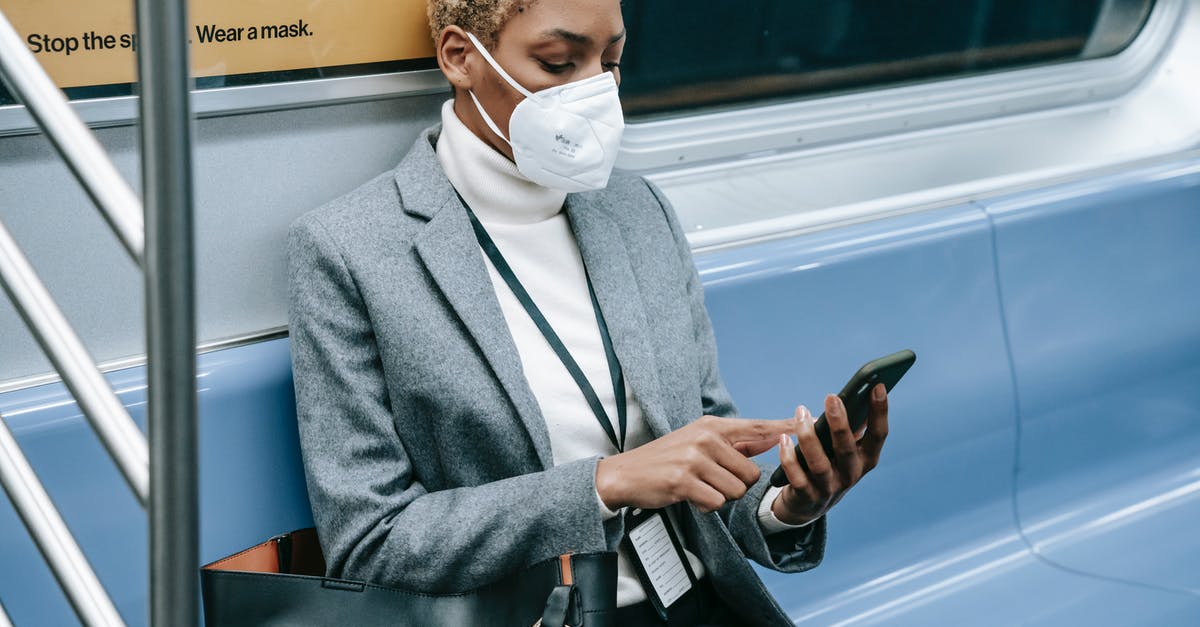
{"left": 438, "top": 0, "right": 626, "bottom": 160}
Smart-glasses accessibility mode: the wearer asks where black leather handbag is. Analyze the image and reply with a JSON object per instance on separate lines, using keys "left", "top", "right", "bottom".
{"left": 200, "top": 528, "right": 617, "bottom": 627}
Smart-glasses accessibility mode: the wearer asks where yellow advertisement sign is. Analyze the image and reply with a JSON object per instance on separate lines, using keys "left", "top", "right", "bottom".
{"left": 1, "top": 0, "right": 436, "bottom": 89}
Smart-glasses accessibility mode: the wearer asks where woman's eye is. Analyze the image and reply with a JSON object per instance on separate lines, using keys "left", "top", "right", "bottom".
{"left": 538, "top": 60, "right": 572, "bottom": 74}
{"left": 603, "top": 62, "right": 622, "bottom": 72}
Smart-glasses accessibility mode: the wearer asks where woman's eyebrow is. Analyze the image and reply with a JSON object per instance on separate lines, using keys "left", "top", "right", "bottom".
{"left": 541, "top": 28, "right": 628, "bottom": 46}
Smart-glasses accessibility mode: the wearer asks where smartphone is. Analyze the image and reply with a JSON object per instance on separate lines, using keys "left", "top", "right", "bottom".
{"left": 769, "top": 349, "right": 916, "bottom": 487}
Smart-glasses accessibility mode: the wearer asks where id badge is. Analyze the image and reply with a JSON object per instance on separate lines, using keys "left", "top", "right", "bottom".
{"left": 623, "top": 507, "right": 698, "bottom": 620}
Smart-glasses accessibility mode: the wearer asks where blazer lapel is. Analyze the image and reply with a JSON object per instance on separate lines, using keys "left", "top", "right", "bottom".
{"left": 565, "top": 194, "right": 674, "bottom": 439}
{"left": 397, "top": 131, "right": 556, "bottom": 470}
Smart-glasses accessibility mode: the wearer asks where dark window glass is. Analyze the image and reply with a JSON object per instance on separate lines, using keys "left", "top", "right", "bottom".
{"left": 618, "top": 0, "right": 1156, "bottom": 116}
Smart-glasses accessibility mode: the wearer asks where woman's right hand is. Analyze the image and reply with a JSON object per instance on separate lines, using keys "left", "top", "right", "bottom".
{"left": 595, "top": 416, "right": 797, "bottom": 513}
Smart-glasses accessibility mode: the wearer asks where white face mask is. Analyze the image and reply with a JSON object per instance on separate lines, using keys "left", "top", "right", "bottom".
{"left": 465, "top": 32, "right": 625, "bottom": 193}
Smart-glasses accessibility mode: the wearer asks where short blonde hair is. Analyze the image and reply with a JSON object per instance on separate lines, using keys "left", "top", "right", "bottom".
{"left": 427, "top": 0, "right": 535, "bottom": 48}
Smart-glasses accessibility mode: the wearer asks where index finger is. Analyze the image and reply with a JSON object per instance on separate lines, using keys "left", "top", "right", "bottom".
{"left": 710, "top": 416, "right": 797, "bottom": 444}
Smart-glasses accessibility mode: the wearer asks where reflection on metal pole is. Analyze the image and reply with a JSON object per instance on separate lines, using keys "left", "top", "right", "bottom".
{"left": 0, "top": 9, "right": 144, "bottom": 266}
{"left": 0, "top": 413, "right": 126, "bottom": 627}
{"left": 135, "top": 0, "right": 198, "bottom": 624}
{"left": 0, "top": 593, "right": 13, "bottom": 627}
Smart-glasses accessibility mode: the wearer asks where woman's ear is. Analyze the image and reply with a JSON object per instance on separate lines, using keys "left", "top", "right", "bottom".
{"left": 436, "top": 26, "right": 475, "bottom": 92}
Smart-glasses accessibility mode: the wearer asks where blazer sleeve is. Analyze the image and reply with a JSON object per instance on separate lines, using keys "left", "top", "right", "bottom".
{"left": 287, "top": 214, "right": 623, "bottom": 593}
{"left": 644, "top": 179, "right": 828, "bottom": 574}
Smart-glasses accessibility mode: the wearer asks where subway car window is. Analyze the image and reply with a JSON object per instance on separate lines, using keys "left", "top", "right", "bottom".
{"left": 0, "top": 0, "right": 436, "bottom": 106}
{"left": 618, "top": 0, "right": 1156, "bottom": 115}
{"left": 0, "top": 1, "right": 1155, "bottom": 112}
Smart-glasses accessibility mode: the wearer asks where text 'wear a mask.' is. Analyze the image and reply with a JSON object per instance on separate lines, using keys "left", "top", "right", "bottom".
{"left": 466, "top": 32, "right": 625, "bottom": 193}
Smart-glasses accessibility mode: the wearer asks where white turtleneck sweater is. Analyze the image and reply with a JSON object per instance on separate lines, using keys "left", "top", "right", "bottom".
{"left": 434, "top": 100, "right": 802, "bottom": 608}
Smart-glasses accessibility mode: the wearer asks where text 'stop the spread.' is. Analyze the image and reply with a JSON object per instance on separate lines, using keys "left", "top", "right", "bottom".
{"left": 2, "top": 0, "right": 436, "bottom": 89}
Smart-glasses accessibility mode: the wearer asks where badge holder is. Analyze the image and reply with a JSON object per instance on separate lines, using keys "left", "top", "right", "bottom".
{"left": 623, "top": 507, "right": 698, "bottom": 621}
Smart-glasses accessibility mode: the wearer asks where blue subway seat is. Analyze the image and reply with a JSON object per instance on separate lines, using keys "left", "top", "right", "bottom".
{"left": 1, "top": 158, "right": 1197, "bottom": 625}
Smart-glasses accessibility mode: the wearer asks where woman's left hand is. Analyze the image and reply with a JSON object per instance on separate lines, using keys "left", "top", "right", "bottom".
{"left": 771, "top": 383, "right": 889, "bottom": 525}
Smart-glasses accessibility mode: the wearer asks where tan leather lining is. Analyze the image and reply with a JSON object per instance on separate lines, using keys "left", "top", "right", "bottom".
{"left": 203, "top": 539, "right": 280, "bottom": 573}
{"left": 201, "top": 528, "right": 326, "bottom": 575}
{"left": 559, "top": 554, "right": 573, "bottom": 586}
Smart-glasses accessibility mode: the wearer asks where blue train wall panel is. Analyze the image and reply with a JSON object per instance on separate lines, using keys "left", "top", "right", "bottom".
{"left": 1, "top": 158, "right": 1197, "bottom": 625}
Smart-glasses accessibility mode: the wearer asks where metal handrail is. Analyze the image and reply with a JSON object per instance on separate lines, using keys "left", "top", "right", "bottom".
{"left": 0, "top": 0, "right": 198, "bottom": 624}
{"left": 0, "top": 412, "right": 125, "bottom": 626}
{"left": 0, "top": 10, "right": 144, "bottom": 266}
{"left": 0, "top": 219, "right": 150, "bottom": 505}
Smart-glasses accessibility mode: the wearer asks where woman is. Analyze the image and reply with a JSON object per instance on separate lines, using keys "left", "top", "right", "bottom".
{"left": 287, "top": 0, "right": 889, "bottom": 624}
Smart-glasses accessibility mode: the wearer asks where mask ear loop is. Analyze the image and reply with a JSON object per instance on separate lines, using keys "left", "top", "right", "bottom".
{"left": 467, "top": 90, "right": 513, "bottom": 146}
{"left": 463, "top": 32, "right": 538, "bottom": 146}
{"left": 465, "top": 32, "right": 536, "bottom": 99}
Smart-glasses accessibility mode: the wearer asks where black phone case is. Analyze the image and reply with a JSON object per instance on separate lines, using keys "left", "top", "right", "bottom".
{"left": 769, "top": 349, "right": 916, "bottom": 487}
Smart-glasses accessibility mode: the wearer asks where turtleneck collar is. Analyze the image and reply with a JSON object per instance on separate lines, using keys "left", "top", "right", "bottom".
{"left": 435, "top": 99, "right": 567, "bottom": 225}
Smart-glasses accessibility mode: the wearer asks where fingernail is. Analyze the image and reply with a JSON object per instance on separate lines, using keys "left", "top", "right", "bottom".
{"left": 801, "top": 405, "right": 812, "bottom": 424}
{"left": 873, "top": 384, "right": 885, "bottom": 400}
{"left": 779, "top": 434, "right": 787, "bottom": 454}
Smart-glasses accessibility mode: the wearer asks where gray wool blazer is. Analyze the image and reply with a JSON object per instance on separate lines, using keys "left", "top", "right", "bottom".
{"left": 287, "top": 124, "right": 827, "bottom": 626}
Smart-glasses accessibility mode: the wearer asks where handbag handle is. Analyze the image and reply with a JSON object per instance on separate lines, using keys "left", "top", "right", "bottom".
{"left": 535, "top": 554, "right": 585, "bottom": 627}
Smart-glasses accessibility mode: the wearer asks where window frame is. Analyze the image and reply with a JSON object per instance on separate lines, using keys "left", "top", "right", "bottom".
{"left": 0, "top": 68, "right": 448, "bottom": 136}
{"left": 619, "top": 0, "right": 1174, "bottom": 171}
{"left": 643, "top": 0, "right": 1195, "bottom": 252}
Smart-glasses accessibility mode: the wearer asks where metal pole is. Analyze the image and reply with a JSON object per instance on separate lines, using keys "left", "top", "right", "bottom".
{"left": 134, "top": 0, "right": 198, "bottom": 624}
{"left": 0, "top": 413, "right": 126, "bottom": 627}
{"left": 0, "top": 9, "right": 144, "bottom": 266}
{"left": 0, "top": 219, "right": 150, "bottom": 505}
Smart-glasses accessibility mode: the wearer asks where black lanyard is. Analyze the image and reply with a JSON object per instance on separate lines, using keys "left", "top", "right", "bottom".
{"left": 457, "top": 192, "right": 628, "bottom": 453}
